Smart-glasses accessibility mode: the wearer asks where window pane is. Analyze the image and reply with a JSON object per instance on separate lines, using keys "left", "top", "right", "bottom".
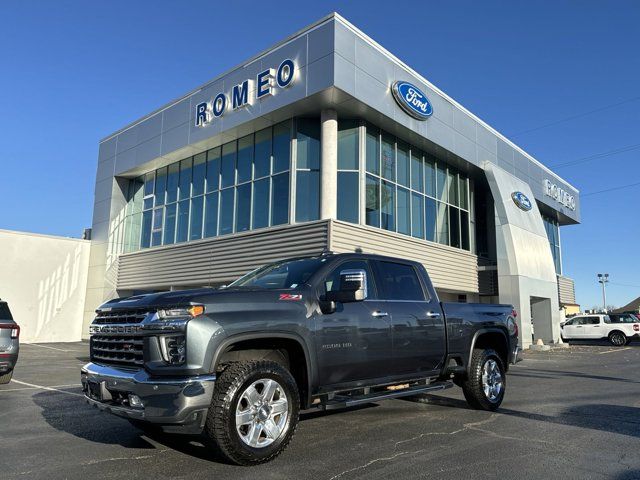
{"left": 295, "top": 170, "right": 319, "bottom": 222}
{"left": 365, "top": 174, "right": 380, "bottom": 227}
{"left": 143, "top": 173, "right": 154, "bottom": 197}
{"left": 411, "top": 192, "right": 424, "bottom": 239}
{"left": 190, "top": 195, "right": 203, "bottom": 240}
{"left": 448, "top": 170, "right": 459, "bottom": 207}
{"left": 425, "top": 158, "right": 436, "bottom": 197}
{"left": 436, "top": 165, "right": 447, "bottom": 203}
{"left": 163, "top": 203, "right": 177, "bottom": 245}
{"left": 324, "top": 260, "right": 375, "bottom": 298}
{"left": 365, "top": 126, "right": 380, "bottom": 175}
{"left": 219, "top": 188, "right": 234, "bottom": 235}
{"left": 271, "top": 172, "right": 290, "bottom": 226}
{"left": 151, "top": 207, "right": 163, "bottom": 247}
{"left": 381, "top": 133, "right": 395, "bottom": 181}
{"left": 338, "top": 120, "right": 359, "bottom": 170}
{"left": 397, "top": 142, "right": 410, "bottom": 187}
{"left": 236, "top": 183, "right": 252, "bottom": 232}
{"left": 449, "top": 206, "right": 460, "bottom": 248}
{"left": 254, "top": 127, "right": 272, "bottom": 178}
{"left": 436, "top": 201, "right": 449, "bottom": 245}
{"left": 206, "top": 147, "right": 220, "bottom": 192}
{"left": 296, "top": 118, "right": 320, "bottom": 170}
{"left": 204, "top": 192, "right": 218, "bottom": 237}
{"left": 166, "top": 163, "right": 179, "bottom": 203}
{"left": 192, "top": 153, "right": 206, "bottom": 197}
{"left": 460, "top": 210, "right": 469, "bottom": 250}
{"left": 131, "top": 177, "right": 144, "bottom": 213}
{"left": 141, "top": 211, "right": 152, "bottom": 248}
{"left": 426, "top": 195, "right": 437, "bottom": 242}
{"left": 221, "top": 141, "right": 236, "bottom": 188}
{"left": 252, "top": 178, "right": 269, "bottom": 229}
{"left": 237, "top": 134, "right": 253, "bottom": 183}
{"left": 397, "top": 187, "right": 410, "bottom": 235}
{"left": 179, "top": 158, "right": 192, "bottom": 201}
{"left": 375, "top": 261, "right": 425, "bottom": 301}
{"left": 129, "top": 212, "right": 141, "bottom": 250}
{"left": 154, "top": 167, "right": 167, "bottom": 206}
{"left": 337, "top": 171, "right": 359, "bottom": 223}
{"left": 381, "top": 180, "right": 395, "bottom": 231}
{"left": 273, "top": 121, "right": 291, "bottom": 173}
{"left": 411, "top": 151, "right": 423, "bottom": 192}
{"left": 176, "top": 200, "right": 190, "bottom": 242}
{"left": 459, "top": 175, "right": 468, "bottom": 210}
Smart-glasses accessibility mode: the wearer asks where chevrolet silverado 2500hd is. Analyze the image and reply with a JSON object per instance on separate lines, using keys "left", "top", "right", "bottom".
{"left": 81, "top": 252, "right": 518, "bottom": 465}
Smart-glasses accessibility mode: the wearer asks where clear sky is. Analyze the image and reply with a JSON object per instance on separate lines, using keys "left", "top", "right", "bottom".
{"left": 1, "top": 1, "right": 638, "bottom": 309}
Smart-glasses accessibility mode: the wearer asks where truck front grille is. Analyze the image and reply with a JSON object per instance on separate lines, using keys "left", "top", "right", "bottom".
{"left": 90, "top": 335, "right": 144, "bottom": 368}
{"left": 93, "top": 309, "right": 151, "bottom": 324}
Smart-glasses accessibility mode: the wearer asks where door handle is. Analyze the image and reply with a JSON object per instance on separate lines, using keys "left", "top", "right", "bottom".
{"left": 425, "top": 311, "right": 441, "bottom": 319}
{"left": 372, "top": 311, "right": 388, "bottom": 318}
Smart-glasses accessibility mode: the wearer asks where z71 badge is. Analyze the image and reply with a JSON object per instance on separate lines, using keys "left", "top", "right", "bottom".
{"left": 279, "top": 294, "right": 302, "bottom": 301}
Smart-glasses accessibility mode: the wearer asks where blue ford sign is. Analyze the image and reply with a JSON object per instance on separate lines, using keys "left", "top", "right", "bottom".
{"left": 391, "top": 81, "right": 433, "bottom": 120}
{"left": 511, "top": 191, "right": 533, "bottom": 211}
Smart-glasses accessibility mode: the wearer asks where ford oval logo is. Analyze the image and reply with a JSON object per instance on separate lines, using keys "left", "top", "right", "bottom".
{"left": 511, "top": 191, "right": 533, "bottom": 211}
{"left": 391, "top": 81, "right": 433, "bottom": 120}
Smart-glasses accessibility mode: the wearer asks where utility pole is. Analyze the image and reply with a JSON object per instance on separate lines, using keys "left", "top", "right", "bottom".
{"left": 597, "top": 273, "right": 609, "bottom": 313}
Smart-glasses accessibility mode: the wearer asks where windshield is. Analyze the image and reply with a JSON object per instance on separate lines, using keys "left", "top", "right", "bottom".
{"left": 228, "top": 257, "right": 328, "bottom": 290}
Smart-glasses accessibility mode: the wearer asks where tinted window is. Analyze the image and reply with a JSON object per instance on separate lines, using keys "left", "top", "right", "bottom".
{"left": 585, "top": 317, "right": 601, "bottom": 325}
{"left": 375, "top": 261, "right": 426, "bottom": 301}
{"left": 324, "top": 260, "right": 375, "bottom": 298}
{"left": 230, "top": 257, "right": 326, "bottom": 289}
{"left": 0, "top": 303, "right": 13, "bottom": 321}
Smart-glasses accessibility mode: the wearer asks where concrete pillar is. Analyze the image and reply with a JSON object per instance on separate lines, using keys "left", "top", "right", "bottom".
{"left": 320, "top": 109, "right": 338, "bottom": 220}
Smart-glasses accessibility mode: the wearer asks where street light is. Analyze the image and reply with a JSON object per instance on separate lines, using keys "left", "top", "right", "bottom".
{"left": 597, "top": 273, "right": 609, "bottom": 313}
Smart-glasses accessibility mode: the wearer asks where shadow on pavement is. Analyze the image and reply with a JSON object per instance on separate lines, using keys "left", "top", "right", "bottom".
{"left": 510, "top": 368, "right": 640, "bottom": 385}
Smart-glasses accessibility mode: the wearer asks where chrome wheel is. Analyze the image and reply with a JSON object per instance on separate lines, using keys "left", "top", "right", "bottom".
{"left": 481, "top": 359, "right": 503, "bottom": 403}
{"left": 235, "top": 378, "right": 289, "bottom": 448}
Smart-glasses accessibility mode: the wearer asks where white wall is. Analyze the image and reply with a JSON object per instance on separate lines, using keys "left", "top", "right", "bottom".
{"left": 0, "top": 230, "right": 90, "bottom": 343}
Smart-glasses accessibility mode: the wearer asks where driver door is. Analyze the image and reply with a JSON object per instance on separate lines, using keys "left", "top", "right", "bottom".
{"left": 313, "top": 259, "right": 393, "bottom": 389}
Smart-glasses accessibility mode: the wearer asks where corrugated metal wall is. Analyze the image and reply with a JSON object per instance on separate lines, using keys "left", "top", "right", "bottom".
{"left": 329, "top": 220, "right": 479, "bottom": 293}
{"left": 117, "top": 221, "right": 330, "bottom": 290}
{"left": 557, "top": 275, "right": 576, "bottom": 305}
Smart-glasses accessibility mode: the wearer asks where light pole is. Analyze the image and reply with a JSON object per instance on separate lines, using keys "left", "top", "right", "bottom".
{"left": 597, "top": 273, "right": 609, "bottom": 313}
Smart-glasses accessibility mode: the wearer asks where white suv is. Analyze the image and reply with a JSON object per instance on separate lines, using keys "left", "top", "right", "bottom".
{"left": 561, "top": 314, "right": 640, "bottom": 346}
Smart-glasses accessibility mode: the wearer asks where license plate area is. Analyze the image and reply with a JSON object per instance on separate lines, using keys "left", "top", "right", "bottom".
{"left": 87, "top": 380, "right": 112, "bottom": 402}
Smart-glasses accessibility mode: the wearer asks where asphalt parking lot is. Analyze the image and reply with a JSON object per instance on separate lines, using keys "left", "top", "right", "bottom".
{"left": 1, "top": 342, "right": 639, "bottom": 479}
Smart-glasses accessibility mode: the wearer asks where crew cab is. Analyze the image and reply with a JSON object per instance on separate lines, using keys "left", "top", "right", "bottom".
{"left": 561, "top": 313, "right": 640, "bottom": 346}
{"left": 81, "top": 252, "right": 518, "bottom": 465}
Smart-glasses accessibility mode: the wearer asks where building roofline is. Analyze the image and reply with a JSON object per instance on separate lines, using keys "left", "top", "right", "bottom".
{"left": 101, "top": 11, "right": 577, "bottom": 192}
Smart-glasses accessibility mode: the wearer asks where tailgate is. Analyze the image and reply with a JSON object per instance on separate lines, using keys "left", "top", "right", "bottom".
{"left": 0, "top": 322, "right": 15, "bottom": 352}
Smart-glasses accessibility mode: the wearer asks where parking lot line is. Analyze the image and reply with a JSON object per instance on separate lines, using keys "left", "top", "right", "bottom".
{"left": 21, "top": 343, "right": 86, "bottom": 353}
{"left": 598, "top": 347, "right": 632, "bottom": 354}
{"left": 10, "top": 379, "right": 84, "bottom": 397}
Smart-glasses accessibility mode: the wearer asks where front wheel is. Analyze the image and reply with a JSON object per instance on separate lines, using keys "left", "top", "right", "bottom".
{"left": 0, "top": 370, "right": 13, "bottom": 385}
{"left": 461, "top": 349, "right": 506, "bottom": 411}
{"left": 204, "top": 360, "right": 300, "bottom": 466}
{"left": 609, "top": 331, "right": 627, "bottom": 347}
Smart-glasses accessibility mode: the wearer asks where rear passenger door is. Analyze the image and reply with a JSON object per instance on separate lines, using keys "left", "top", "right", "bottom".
{"left": 372, "top": 260, "right": 446, "bottom": 376}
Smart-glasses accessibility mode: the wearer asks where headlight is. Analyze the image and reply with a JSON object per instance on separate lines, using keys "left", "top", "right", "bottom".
{"left": 156, "top": 305, "right": 204, "bottom": 320}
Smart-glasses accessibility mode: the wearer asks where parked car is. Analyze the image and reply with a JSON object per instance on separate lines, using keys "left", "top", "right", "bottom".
{"left": 81, "top": 252, "right": 518, "bottom": 465}
{"left": 560, "top": 314, "right": 640, "bottom": 346}
{"left": 0, "top": 299, "right": 20, "bottom": 384}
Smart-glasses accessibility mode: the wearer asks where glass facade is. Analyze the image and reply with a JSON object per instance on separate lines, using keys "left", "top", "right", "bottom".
{"left": 543, "top": 215, "right": 562, "bottom": 274}
{"left": 362, "top": 124, "right": 471, "bottom": 250}
{"left": 121, "top": 120, "right": 292, "bottom": 253}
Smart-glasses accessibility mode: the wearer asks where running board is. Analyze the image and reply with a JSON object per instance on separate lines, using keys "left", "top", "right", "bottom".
{"left": 322, "top": 381, "right": 454, "bottom": 410}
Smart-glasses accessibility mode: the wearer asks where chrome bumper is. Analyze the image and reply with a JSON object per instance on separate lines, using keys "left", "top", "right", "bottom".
{"left": 81, "top": 363, "right": 216, "bottom": 432}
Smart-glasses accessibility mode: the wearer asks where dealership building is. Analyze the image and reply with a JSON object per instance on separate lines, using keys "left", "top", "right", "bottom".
{"left": 84, "top": 13, "right": 580, "bottom": 348}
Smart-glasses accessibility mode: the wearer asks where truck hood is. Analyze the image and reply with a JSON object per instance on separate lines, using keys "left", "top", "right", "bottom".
{"left": 98, "top": 288, "right": 216, "bottom": 310}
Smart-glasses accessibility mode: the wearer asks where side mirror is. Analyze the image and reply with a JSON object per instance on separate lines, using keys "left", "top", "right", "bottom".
{"left": 325, "top": 269, "right": 368, "bottom": 304}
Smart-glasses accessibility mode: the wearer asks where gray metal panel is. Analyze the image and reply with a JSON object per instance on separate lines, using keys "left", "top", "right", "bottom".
{"left": 329, "top": 220, "right": 479, "bottom": 293}
{"left": 557, "top": 275, "right": 576, "bottom": 305}
{"left": 117, "top": 221, "right": 330, "bottom": 290}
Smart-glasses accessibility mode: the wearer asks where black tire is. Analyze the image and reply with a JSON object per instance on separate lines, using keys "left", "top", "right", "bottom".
{"left": 204, "top": 360, "right": 300, "bottom": 466}
{"left": 0, "top": 370, "right": 13, "bottom": 385}
{"left": 461, "top": 349, "right": 505, "bottom": 411}
{"left": 609, "top": 331, "right": 627, "bottom": 347}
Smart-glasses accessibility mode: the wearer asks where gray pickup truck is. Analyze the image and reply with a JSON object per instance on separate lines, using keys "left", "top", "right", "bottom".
{"left": 0, "top": 300, "right": 20, "bottom": 384}
{"left": 81, "top": 252, "right": 518, "bottom": 465}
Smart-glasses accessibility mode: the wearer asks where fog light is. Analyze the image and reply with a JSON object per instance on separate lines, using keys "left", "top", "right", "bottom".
{"left": 128, "top": 394, "right": 143, "bottom": 408}
{"left": 159, "top": 335, "right": 186, "bottom": 365}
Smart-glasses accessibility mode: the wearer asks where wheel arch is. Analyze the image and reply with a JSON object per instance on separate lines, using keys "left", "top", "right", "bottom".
{"left": 468, "top": 328, "right": 510, "bottom": 374}
{"left": 211, "top": 332, "right": 314, "bottom": 409}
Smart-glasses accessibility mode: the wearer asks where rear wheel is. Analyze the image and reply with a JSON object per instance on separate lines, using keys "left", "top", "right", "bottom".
{"left": 0, "top": 370, "right": 13, "bottom": 385}
{"left": 204, "top": 360, "right": 300, "bottom": 466}
{"left": 608, "top": 331, "right": 627, "bottom": 347}
{"left": 461, "top": 349, "right": 505, "bottom": 411}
